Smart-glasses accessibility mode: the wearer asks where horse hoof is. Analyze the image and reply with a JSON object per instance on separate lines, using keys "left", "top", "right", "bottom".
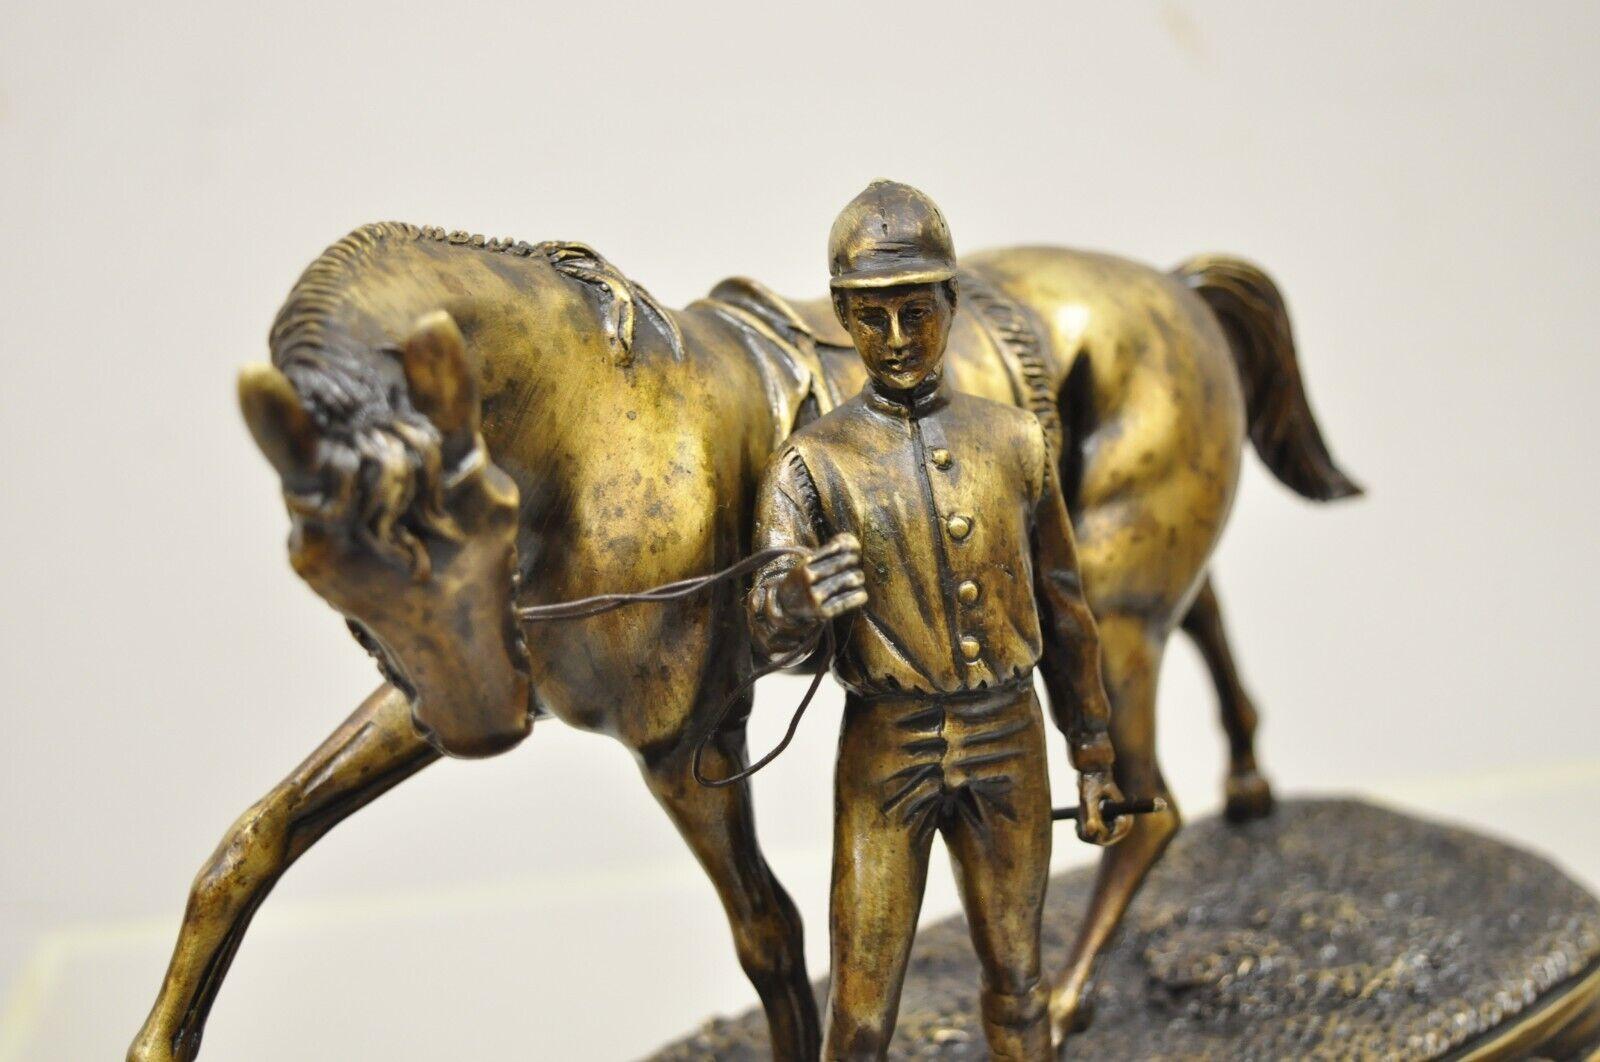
{"left": 1224, "top": 768, "right": 1275, "bottom": 823}
{"left": 1049, "top": 987, "right": 1095, "bottom": 1048}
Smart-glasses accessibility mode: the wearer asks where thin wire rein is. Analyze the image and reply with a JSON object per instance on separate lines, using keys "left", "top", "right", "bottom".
{"left": 514, "top": 548, "right": 1142, "bottom": 832}
{"left": 516, "top": 546, "right": 836, "bottom": 788}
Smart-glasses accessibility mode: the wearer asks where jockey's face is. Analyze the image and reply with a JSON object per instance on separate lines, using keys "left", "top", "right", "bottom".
{"left": 835, "top": 281, "right": 955, "bottom": 393}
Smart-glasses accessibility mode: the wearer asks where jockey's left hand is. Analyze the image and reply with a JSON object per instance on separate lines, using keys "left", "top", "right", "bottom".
{"left": 1076, "top": 770, "right": 1134, "bottom": 846}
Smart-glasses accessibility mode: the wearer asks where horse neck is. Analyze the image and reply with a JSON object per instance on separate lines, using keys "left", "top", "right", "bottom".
{"left": 302, "top": 229, "right": 782, "bottom": 601}
{"left": 484, "top": 289, "right": 782, "bottom": 605}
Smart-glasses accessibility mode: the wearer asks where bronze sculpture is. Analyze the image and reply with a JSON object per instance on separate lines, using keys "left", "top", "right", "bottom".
{"left": 748, "top": 180, "right": 1130, "bottom": 1059}
{"left": 130, "top": 179, "right": 1359, "bottom": 1059}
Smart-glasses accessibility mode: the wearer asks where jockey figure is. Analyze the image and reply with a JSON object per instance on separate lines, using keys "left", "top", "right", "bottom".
{"left": 748, "top": 180, "right": 1129, "bottom": 1060}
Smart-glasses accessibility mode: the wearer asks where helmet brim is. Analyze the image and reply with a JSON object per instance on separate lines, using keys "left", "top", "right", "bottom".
{"left": 829, "top": 265, "right": 956, "bottom": 290}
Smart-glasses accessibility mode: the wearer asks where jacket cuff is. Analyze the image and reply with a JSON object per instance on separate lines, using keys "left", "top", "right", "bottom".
{"left": 1069, "top": 730, "right": 1115, "bottom": 773}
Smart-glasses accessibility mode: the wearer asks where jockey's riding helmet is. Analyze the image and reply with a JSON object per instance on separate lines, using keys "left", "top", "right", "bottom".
{"left": 828, "top": 180, "right": 957, "bottom": 290}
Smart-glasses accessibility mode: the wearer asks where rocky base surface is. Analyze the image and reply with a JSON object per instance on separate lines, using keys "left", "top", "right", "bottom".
{"left": 649, "top": 799, "right": 1600, "bottom": 1060}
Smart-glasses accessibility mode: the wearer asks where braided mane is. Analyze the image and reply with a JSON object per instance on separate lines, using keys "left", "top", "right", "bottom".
{"left": 270, "top": 221, "right": 683, "bottom": 374}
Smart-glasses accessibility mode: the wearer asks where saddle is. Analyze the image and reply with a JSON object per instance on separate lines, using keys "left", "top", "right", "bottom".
{"left": 698, "top": 276, "right": 857, "bottom": 422}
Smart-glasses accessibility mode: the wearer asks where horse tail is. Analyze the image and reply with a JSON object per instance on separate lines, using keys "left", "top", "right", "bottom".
{"left": 1173, "top": 254, "right": 1363, "bottom": 502}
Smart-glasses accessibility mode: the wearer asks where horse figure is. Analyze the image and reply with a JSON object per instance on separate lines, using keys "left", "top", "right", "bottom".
{"left": 129, "top": 222, "right": 1358, "bottom": 1061}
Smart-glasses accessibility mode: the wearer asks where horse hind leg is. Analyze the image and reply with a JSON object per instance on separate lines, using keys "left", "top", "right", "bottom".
{"left": 1049, "top": 611, "right": 1182, "bottom": 1045}
{"left": 128, "top": 685, "right": 441, "bottom": 1062}
{"left": 1179, "top": 575, "right": 1275, "bottom": 822}
{"left": 639, "top": 710, "right": 819, "bottom": 1062}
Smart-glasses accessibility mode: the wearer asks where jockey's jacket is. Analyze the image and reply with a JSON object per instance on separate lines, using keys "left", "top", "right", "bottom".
{"left": 749, "top": 372, "right": 1114, "bottom": 771}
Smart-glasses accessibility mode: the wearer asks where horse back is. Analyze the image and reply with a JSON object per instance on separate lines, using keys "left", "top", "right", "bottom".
{"left": 963, "top": 245, "right": 1248, "bottom": 612}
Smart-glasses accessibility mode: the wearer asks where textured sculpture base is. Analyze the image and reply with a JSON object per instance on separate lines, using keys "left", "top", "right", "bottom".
{"left": 651, "top": 799, "right": 1600, "bottom": 1060}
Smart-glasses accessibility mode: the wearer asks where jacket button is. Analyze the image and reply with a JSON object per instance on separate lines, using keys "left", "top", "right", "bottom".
{"left": 957, "top": 580, "right": 980, "bottom": 605}
{"left": 930, "top": 448, "right": 952, "bottom": 469}
{"left": 946, "top": 514, "right": 972, "bottom": 540}
{"left": 959, "top": 636, "right": 982, "bottom": 661}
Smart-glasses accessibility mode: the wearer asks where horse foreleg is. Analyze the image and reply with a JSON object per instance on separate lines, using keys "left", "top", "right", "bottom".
{"left": 1178, "top": 575, "right": 1275, "bottom": 822}
{"left": 640, "top": 714, "right": 819, "bottom": 1062}
{"left": 1049, "top": 613, "right": 1182, "bottom": 1046}
{"left": 128, "top": 684, "right": 441, "bottom": 1062}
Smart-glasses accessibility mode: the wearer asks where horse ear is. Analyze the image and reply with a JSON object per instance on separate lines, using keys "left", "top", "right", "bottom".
{"left": 401, "top": 311, "right": 479, "bottom": 463}
{"left": 238, "top": 363, "right": 319, "bottom": 488}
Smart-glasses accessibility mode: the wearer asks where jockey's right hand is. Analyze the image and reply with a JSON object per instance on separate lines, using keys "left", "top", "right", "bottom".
{"left": 1076, "top": 769, "right": 1135, "bottom": 847}
{"left": 776, "top": 532, "right": 867, "bottom": 623}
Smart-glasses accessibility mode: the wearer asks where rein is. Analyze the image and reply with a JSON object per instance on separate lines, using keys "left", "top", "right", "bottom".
{"left": 515, "top": 549, "right": 1159, "bottom": 833}
{"left": 516, "top": 546, "right": 838, "bottom": 789}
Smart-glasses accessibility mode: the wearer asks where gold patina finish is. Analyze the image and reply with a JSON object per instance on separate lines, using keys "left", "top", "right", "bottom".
{"left": 131, "top": 182, "right": 1358, "bottom": 1058}
{"left": 746, "top": 181, "right": 1132, "bottom": 1058}
{"left": 239, "top": 312, "right": 532, "bottom": 758}
{"left": 828, "top": 179, "right": 958, "bottom": 290}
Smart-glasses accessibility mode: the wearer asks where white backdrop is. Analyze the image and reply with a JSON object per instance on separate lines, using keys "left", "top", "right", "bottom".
{"left": 2, "top": 3, "right": 1597, "bottom": 1059}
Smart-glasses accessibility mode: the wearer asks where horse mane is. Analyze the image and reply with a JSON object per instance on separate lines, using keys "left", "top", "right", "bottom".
{"left": 261, "top": 222, "right": 684, "bottom": 578}
{"left": 270, "top": 221, "right": 683, "bottom": 377}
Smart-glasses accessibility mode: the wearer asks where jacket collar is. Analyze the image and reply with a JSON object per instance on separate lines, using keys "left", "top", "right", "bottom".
{"left": 863, "top": 371, "right": 950, "bottom": 419}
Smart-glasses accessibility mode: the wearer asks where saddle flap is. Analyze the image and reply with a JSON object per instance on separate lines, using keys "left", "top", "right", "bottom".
{"left": 787, "top": 297, "right": 854, "bottom": 350}
{"left": 707, "top": 276, "right": 854, "bottom": 350}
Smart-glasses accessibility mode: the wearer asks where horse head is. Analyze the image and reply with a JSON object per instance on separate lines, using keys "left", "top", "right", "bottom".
{"left": 239, "top": 311, "right": 533, "bottom": 757}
